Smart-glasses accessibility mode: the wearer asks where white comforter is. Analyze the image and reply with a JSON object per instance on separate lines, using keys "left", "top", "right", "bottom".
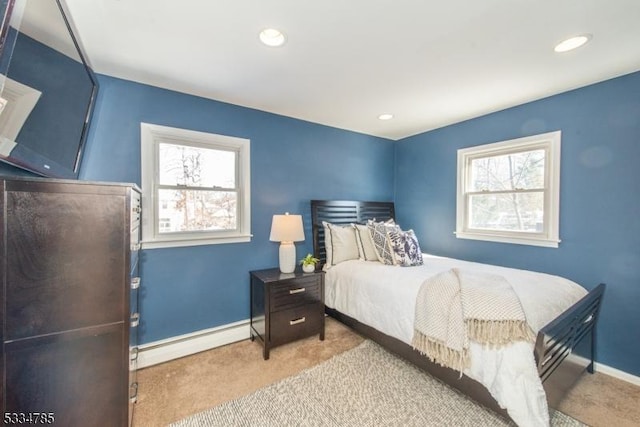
{"left": 324, "top": 254, "right": 587, "bottom": 427}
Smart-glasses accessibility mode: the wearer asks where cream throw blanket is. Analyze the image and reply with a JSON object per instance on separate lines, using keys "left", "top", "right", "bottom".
{"left": 412, "top": 268, "right": 536, "bottom": 373}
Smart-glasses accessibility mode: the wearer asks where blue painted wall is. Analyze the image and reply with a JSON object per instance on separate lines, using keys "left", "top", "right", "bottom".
{"left": 80, "top": 74, "right": 395, "bottom": 344}
{"left": 3, "top": 59, "right": 637, "bottom": 378}
{"left": 395, "top": 71, "right": 640, "bottom": 375}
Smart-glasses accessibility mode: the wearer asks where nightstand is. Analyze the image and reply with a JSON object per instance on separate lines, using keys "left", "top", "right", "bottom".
{"left": 250, "top": 268, "right": 325, "bottom": 360}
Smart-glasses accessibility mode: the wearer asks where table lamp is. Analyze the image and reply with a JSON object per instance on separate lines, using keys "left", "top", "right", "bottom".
{"left": 270, "top": 213, "right": 305, "bottom": 273}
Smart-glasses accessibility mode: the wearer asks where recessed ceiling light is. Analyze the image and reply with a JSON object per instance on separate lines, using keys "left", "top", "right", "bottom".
{"left": 259, "top": 28, "right": 286, "bottom": 47}
{"left": 554, "top": 34, "right": 592, "bottom": 53}
{"left": 378, "top": 113, "right": 394, "bottom": 120}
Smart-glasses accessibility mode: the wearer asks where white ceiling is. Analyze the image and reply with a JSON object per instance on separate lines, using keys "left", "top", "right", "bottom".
{"left": 56, "top": 0, "right": 640, "bottom": 140}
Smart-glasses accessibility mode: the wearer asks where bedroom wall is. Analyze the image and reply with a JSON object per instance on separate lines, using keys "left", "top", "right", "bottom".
{"left": 394, "top": 71, "right": 640, "bottom": 376}
{"left": 79, "top": 74, "right": 395, "bottom": 344}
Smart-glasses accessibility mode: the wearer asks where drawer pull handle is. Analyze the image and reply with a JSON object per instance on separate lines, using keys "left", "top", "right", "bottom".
{"left": 131, "top": 313, "right": 140, "bottom": 328}
{"left": 289, "top": 287, "right": 306, "bottom": 295}
{"left": 130, "top": 382, "right": 139, "bottom": 402}
{"left": 289, "top": 317, "right": 306, "bottom": 325}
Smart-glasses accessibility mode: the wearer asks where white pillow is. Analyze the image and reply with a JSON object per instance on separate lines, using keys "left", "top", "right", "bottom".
{"left": 322, "top": 221, "right": 360, "bottom": 270}
{"left": 352, "top": 223, "right": 379, "bottom": 261}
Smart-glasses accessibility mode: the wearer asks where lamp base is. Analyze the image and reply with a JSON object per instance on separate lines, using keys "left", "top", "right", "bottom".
{"left": 279, "top": 241, "right": 296, "bottom": 273}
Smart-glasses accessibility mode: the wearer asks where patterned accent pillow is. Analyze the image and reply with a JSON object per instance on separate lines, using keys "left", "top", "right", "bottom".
{"left": 367, "top": 219, "right": 398, "bottom": 265}
{"left": 352, "top": 223, "right": 378, "bottom": 261}
{"left": 387, "top": 228, "right": 424, "bottom": 267}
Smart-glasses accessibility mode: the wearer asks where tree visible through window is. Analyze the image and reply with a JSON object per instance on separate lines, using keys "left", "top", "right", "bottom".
{"left": 468, "top": 149, "right": 545, "bottom": 232}
{"left": 456, "top": 131, "right": 561, "bottom": 248}
{"left": 158, "top": 142, "right": 238, "bottom": 233}
{"left": 141, "top": 123, "right": 251, "bottom": 249}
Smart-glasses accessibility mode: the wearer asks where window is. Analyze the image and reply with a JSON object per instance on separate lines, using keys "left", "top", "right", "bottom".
{"left": 141, "top": 123, "right": 251, "bottom": 249}
{"left": 456, "top": 131, "right": 561, "bottom": 248}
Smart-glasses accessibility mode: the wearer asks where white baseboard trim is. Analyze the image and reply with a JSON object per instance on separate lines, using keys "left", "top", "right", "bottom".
{"left": 137, "top": 319, "right": 250, "bottom": 369}
{"left": 568, "top": 354, "right": 640, "bottom": 387}
{"left": 595, "top": 362, "right": 640, "bottom": 386}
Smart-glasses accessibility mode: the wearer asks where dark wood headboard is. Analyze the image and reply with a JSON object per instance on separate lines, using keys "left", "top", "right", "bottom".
{"left": 311, "top": 200, "right": 395, "bottom": 266}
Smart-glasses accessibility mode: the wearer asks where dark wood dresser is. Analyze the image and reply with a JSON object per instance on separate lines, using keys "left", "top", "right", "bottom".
{"left": 250, "top": 268, "right": 324, "bottom": 360}
{"left": 0, "top": 177, "right": 141, "bottom": 426}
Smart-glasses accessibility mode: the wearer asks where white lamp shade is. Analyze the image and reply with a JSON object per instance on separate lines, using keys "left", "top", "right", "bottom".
{"left": 269, "top": 213, "right": 305, "bottom": 243}
{"left": 270, "top": 213, "right": 304, "bottom": 273}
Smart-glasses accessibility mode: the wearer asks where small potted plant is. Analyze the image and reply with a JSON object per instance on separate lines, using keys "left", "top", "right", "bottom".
{"left": 300, "top": 253, "right": 320, "bottom": 273}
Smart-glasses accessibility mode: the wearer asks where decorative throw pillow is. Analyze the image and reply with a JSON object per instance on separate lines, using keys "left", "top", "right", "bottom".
{"left": 367, "top": 219, "right": 398, "bottom": 265}
{"left": 352, "top": 223, "right": 378, "bottom": 261}
{"left": 322, "top": 221, "right": 360, "bottom": 270}
{"left": 387, "top": 228, "right": 424, "bottom": 267}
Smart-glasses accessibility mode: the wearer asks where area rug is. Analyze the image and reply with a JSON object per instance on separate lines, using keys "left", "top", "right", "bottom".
{"left": 171, "top": 340, "right": 585, "bottom": 427}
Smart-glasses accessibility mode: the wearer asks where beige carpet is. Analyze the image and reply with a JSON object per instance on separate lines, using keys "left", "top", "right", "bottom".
{"left": 133, "top": 317, "right": 640, "bottom": 427}
{"left": 134, "top": 317, "right": 363, "bottom": 426}
{"left": 170, "top": 340, "right": 582, "bottom": 427}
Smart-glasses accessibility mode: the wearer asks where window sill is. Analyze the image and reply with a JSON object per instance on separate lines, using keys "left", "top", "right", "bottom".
{"left": 454, "top": 231, "right": 560, "bottom": 248}
{"left": 142, "top": 234, "right": 252, "bottom": 250}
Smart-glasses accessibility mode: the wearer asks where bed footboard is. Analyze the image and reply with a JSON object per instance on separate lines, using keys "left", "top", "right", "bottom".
{"left": 535, "top": 283, "right": 605, "bottom": 407}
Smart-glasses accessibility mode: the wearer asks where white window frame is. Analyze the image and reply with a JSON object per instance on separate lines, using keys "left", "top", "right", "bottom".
{"left": 141, "top": 123, "right": 251, "bottom": 249}
{"left": 455, "top": 131, "right": 561, "bottom": 248}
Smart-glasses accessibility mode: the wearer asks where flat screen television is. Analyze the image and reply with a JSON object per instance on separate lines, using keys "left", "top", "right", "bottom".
{"left": 0, "top": 0, "right": 97, "bottom": 179}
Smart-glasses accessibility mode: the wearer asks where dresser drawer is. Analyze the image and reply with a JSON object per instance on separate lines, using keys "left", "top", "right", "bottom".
{"left": 270, "top": 303, "right": 323, "bottom": 346}
{"left": 270, "top": 276, "right": 322, "bottom": 311}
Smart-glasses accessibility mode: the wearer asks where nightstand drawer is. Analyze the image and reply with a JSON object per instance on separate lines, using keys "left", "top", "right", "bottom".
{"left": 270, "top": 276, "right": 322, "bottom": 311}
{"left": 250, "top": 268, "right": 325, "bottom": 360}
{"left": 270, "top": 303, "right": 323, "bottom": 346}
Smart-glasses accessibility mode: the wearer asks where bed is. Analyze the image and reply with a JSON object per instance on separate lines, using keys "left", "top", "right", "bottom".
{"left": 311, "top": 199, "right": 605, "bottom": 427}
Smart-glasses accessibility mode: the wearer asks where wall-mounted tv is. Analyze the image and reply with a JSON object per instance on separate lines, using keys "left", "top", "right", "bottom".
{"left": 0, "top": 0, "right": 98, "bottom": 179}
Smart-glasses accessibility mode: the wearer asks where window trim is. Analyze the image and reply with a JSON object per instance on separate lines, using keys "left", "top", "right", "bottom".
{"left": 455, "top": 131, "right": 561, "bottom": 248}
{"left": 140, "top": 123, "right": 251, "bottom": 249}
